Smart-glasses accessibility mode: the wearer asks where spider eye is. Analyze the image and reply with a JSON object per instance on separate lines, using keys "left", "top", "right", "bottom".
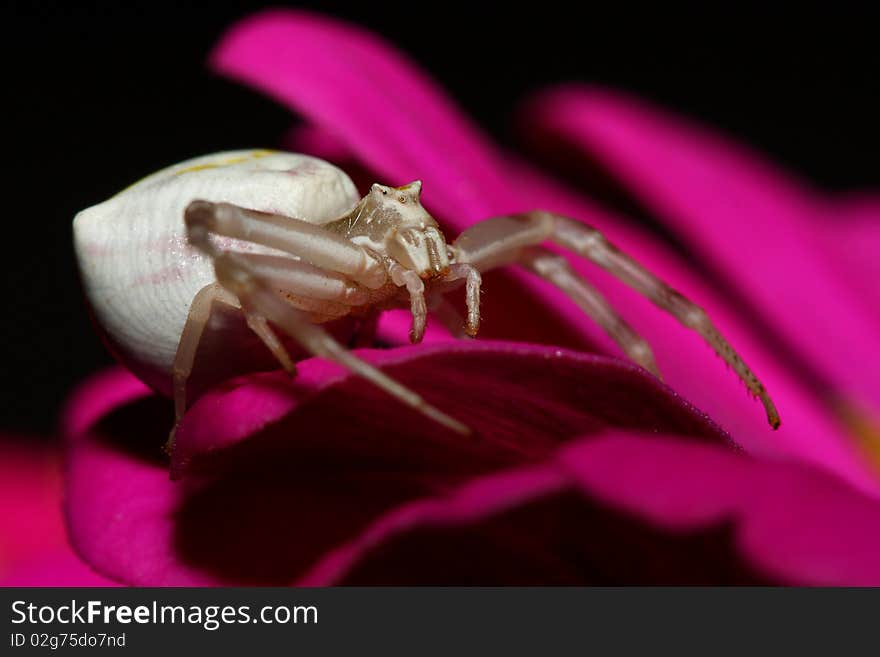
{"left": 381, "top": 189, "right": 387, "bottom": 195}
{"left": 398, "top": 195, "right": 406, "bottom": 203}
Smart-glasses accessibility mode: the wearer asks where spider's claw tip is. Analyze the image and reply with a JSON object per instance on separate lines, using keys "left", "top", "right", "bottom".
{"left": 163, "top": 430, "right": 176, "bottom": 458}
{"left": 761, "top": 397, "right": 781, "bottom": 430}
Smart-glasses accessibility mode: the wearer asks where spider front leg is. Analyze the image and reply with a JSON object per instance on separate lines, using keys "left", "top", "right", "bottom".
{"left": 442, "top": 263, "right": 482, "bottom": 337}
{"left": 388, "top": 262, "right": 427, "bottom": 343}
{"left": 421, "top": 263, "right": 483, "bottom": 340}
{"left": 388, "top": 262, "right": 481, "bottom": 343}
{"left": 185, "top": 200, "right": 387, "bottom": 289}
{"left": 453, "top": 211, "right": 780, "bottom": 429}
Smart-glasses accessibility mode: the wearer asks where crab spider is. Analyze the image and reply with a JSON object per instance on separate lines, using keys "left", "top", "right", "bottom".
{"left": 74, "top": 150, "right": 779, "bottom": 449}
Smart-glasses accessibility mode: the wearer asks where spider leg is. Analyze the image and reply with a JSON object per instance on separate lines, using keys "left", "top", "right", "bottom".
{"left": 234, "top": 252, "right": 371, "bottom": 305}
{"left": 233, "top": 251, "right": 367, "bottom": 323}
{"left": 388, "top": 262, "right": 481, "bottom": 342}
{"left": 209, "top": 249, "right": 471, "bottom": 436}
{"left": 453, "top": 211, "right": 780, "bottom": 429}
{"left": 185, "top": 200, "right": 387, "bottom": 289}
{"left": 172, "top": 283, "right": 236, "bottom": 429}
{"left": 440, "top": 263, "right": 482, "bottom": 337}
{"left": 169, "top": 254, "right": 377, "bottom": 452}
{"left": 242, "top": 314, "right": 297, "bottom": 376}
{"left": 519, "top": 246, "right": 660, "bottom": 378}
{"left": 388, "top": 262, "right": 427, "bottom": 343}
{"left": 168, "top": 282, "right": 295, "bottom": 453}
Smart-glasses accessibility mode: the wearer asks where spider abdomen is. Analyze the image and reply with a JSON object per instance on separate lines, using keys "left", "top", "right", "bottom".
{"left": 73, "top": 150, "right": 360, "bottom": 394}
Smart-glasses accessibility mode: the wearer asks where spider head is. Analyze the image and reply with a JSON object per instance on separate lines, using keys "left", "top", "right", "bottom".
{"left": 371, "top": 180, "right": 451, "bottom": 278}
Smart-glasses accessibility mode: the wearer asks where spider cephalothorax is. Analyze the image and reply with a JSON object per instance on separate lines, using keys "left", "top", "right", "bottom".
{"left": 329, "top": 180, "right": 451, "bottom": 279}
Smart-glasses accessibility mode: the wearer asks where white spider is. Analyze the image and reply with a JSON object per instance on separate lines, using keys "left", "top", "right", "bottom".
{"left": 74, "top": 150, "right": 779, "bottom": 446}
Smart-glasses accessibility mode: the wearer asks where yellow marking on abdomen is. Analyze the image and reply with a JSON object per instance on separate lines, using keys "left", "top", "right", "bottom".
{"left": 175, "top": 149, "right": 277, "bottom": 176}
{"left": 113, "top": 150, "right": 278, "bottom": 197}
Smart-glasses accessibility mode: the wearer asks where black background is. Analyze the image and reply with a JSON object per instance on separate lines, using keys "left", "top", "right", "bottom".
{"left": 4, "top": 1, "right": 879, "bottom": 435}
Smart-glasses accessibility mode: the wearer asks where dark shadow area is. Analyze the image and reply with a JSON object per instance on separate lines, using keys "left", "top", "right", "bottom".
{"left": 342, "top": 491, "right": 772, "bottom": 585}
{"left": 92, "top": 394, "right": 172, "bottom": 467}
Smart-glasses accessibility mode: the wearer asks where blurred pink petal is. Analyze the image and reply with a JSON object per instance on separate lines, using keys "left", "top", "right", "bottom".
{"left": 212, "top": 9, "right": 514, "bottom": 220}
{"left": 305, "top": 432, "right": 880, "bottom": 586}
{"left": 64, "top": 342, "right": 728, "bottom": 586}
{"left": 0, "top": 439, "right": 65, "bottom": 563}
{"left": 0, "top": 436, "right": 117, "bottom": 587}
{"left": 522, "top": 85, "right": 880, "bottom": 413}
{"left": 814, "top": 195, "right": 880, "bottom": 322}
{"left": 2, "top": 552, "right": 118, "bottom": 587}
{"left": 210, "top": 10, "right": 880, "bottom": 495}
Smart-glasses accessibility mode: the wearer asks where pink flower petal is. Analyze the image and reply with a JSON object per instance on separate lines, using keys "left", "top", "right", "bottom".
{"left": 523, "top": 85, "right": 880, "bottom": 413}
{"left": 0, "top": 436, "right": 117, "bottom": 587}
{"left": 1, "top": 552, "right": 119, "bottom": 587}
{"left": 210, "top": 10, "right": 880, "bottom": 495}
{"left": 212, "top": 9, "right": 515, "bottom": 220}
{"left": 64, "top": 343, "right": 729, "bottom": 586}
{"left": 814, "top": 195, "right": 880, "bottom": 323}
{"left": 305, "top": 432, "right": 880, "bottom": 586}
{"left": 0, "top": 439, "right": 65, "bottom": 565}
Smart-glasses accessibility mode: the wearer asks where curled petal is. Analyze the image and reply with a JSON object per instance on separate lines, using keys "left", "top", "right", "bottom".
{"left": 64, "top": 342, "right": 728, "bottom": 586}
{"left": 305, "top": 432, "right": 880, "bottom": 586}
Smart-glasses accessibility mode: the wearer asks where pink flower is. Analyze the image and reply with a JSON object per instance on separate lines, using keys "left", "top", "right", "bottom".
{"left": 62, "top": 9, "right": 880, "bottom": 585}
